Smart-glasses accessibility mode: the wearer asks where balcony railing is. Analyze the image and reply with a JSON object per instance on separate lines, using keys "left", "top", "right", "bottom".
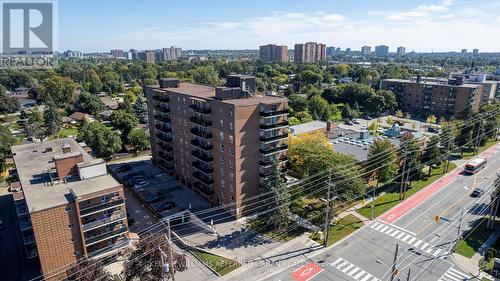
{"left": 26, "top": 249, "right": 38, "bottom": 259}
{"left": 158, "top": 152, "right": 174, "bottom": 161}
{"left": 156, "top": 133, "right": 173, "bottom": 142}
{"left": 189, "top": 105, "right": 212, "bottom": 114}
{"left": 80, "top": 197, "right": 125, "bottom": 216}
{"left": 82, "top": 211, "right": 127, "bottom": 232}
{"left": 190, "top": 128, "right": 212, "bottom": 139}
{"left": 260, "top": 120, "right": 289, "bottom": 130}
{"left": 260, "top": 133, "right": 288, "bottom": 143}
{"left": 192, "top": 161, "right": 214, "bottom": 175}
{"left": 23, "top": 235, "right": 35, "bottom": 245}
{"left": 20, "top": 219, "right": 32, "bottom": 231}
{"left": 16, "top": 202, "right": 29, "bottom": 217}
{"left": 190, "top": 116, "right": 212, "bottom": 127}
{"left": 191, "top": 139, "right": 213, "bottom": 151}
{"left": 85, "top": 226, "right": 128, "bottom": 245}
{"left": 159, "top": 143, "right": 174, "bottom": 152}
{"left": 191, "top": 151, "right": 213, "bottom": 163}
{"left": 155, "top": 124, "right": 172, "bottom": 133}
{"left": 154, "top": 105, "right": 170, "bottom": 113}
{"left": 193, "top": 171, "right": 214, "bottom": 185}
{"left": 260, "top": 156, "right": 288, "bottom": 166}
{"left": 153, "top": 95, "right": 170, "bottom": 103}
{"left": 260, "top": 109, "right": 289, "bottom": 117}
{"left": 158, "top": 160, "right": 174, "bottom": 171}
{"left": 260, "top": 144, "right": 289, "bottom": 155}
{"left": 154, "top": 115, "right": 171, "bottom": 123}
{"left": 193, "top": 182, "right": 215, "bottom": 198}
{"left": 259, "top": 167, "right": 287, "bottom": 178}
{"left": 87, "top": 239, "right": 130, "bottom": 258}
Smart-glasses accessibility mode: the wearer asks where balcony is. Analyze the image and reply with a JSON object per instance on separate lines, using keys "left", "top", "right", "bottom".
{"left": 19, "top": 218, "right": 32, "bottom": 231}
{"left": 155, "top": 124, "right": 172, "bottom": 133}
{"left": 190, "top": 128, "right": 213, "bottom": 139}
{"left": 26, "top": 249, "right": 38, "bottom": 259}
{"left": 260, "top": 133, "right": 288, "bottom": 143}
{"left": 85, "top": 225, "right": 128, "bottom": 246}
{"left": 156, "top": 133, "right": 173, "bottom": 143}
{"left": 192, "top": 151, "right": 213, "bottom": 163}
{"left": 158, "top": 152, "right": 174, "bottom": 161}
{"left": 158, "top": 160, "right": 174, "bottom": 171}
{"left": 23, "top": 235, "right": 35, "bottom": 245}
{"left": 260, "top": 144, "right": 289, "bottom": 155}
{"left": 191, "top": 139, "right": 213, "bottom": 151}
{"left": 260, "top": 109, "right": 289, "bottom": 117}
{"left": 192, "top": 161, "right": 214, "bottom": 175}
{"left": 82, "top": 210, "right": 127, "bottom": 232}
{"left": 193, "top": 182, "right": 215, "bottom": 198}
{"left": 80, "top": 197, "right": 125, "bottom": 217}
{"left": 189, "top": 105, "right": 212, "bottom": 114}
{"left": 190, "top": 116, "right": 212, "bottom": 127}
{"left": 260, "top": 166, "right": 287, "bottom": 178}
{"left": 153, "top": 95, "right": 170, "bottom": 103}
{"left": 154, "top": 115, "right": 171, "bottom": 123}
{"left": 87, "top": 239, "right": 130, "bottom": 259}
{"left": 260, "top": 120, "right": 289, "bottom": 130}
{"left": 260, "top": 156, "right": 288, "bottom": 166}
{"left": 193, "top": 171, "right": 214, "bottom": 185}
{"left": 16, "top": 203, "right": 29, "bottom": 217}
{"left": 158, "top": 143, "right": 174, "bottom": 152}
{"left": 154, "top": 105, "right": 170, "bottom": 113}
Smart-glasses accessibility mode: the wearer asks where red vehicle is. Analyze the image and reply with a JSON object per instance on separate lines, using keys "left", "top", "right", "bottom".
{"left": 464, "top": 157, "right": 487, "bottom": 174}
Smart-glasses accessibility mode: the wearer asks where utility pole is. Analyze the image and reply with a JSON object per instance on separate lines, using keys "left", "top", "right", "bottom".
{"left": 399, "top": 148, "right": 408, "bottom": 200}
{"left": 390, "top": 244, "right": 400, "bottom": 281}
{"left": 473, "top": 117, "right": 484, "bottom": 155}
{"left": 444, "top": 139, "right": 452, "bottom": 173}
{"left": 324, "top": 170, "right": 334, "bottom": 247}
{"left": 487, "top": 174, "right": 500, "bottom": 230}
{"left": 371, "top": 187, "right": 376, "bottom": 220}
{"left": 407, "top": 268, "right": 411, "bottom": 281}
{"left": 167, "top": 219, "right": 175, "bottom": 281}
{"left": 457, "top": 208, "right": 464, "bottom": 239}
{"left": 403, "top": 162, "right": 412, "bottom": 200}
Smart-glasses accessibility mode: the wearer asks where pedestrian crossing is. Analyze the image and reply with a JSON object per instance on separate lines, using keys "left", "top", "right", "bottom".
{"left": 330, "top": 257, "right": 379, "bottom": 281}
{"left": 369, "top": 221, "right": 446, "bottom": 257}
{"left": 438, "top": 267, "right": 470, "bottom": 281}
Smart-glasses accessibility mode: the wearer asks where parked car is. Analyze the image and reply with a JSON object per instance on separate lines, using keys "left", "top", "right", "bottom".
{"left": 144, "top": 193, "right": 163, "bottom": 204}
{"left": 124, "top": 172, "right": 141, "bottom": 181}
{"left": 128, "top": 177, "right": 146, "bottom": 185}
{"left": 363, "top": 115, "right": 373, "bottom": 120}
{"left": 134, "top": 181, "right": 150, "bottom": 189}
{"left": 344, "top": 120, "right": 353, "bottom": 125}
{"left": 470, "top": 188, "right": 485, "bottom": 198}
{"left": 427, "top": 127, "right": 438, "bottom": 133}
{"left": 156, "top": 202, "right": 176, "bottom": 212}
{"left": 352, "top": 119, "right": 360, "bottom": 124}
{"left": 116, "top": 164, "right": 132, "bottom": 173}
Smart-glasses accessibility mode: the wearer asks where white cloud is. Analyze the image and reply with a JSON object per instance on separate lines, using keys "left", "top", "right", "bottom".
{"left": 385, "top": 0, "right": 453, "bottom": 21}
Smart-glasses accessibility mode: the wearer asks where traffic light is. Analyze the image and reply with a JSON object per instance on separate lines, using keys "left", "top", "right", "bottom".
{"left": 435, "top": 215, "right": 440, "bottom": 222}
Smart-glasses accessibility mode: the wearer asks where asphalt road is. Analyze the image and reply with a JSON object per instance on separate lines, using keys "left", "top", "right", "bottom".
{"left": 263, "top": 141, "right": 500, "bottom": 281}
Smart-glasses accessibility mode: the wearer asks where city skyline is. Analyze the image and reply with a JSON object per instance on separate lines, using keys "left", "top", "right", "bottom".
{"left": 58, "top": 0, "right": 500, "bottom": 52}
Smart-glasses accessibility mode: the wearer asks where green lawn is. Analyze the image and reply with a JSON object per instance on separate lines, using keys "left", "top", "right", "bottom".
{"left": 310, "top": 214, "right": 365, "bottom": 246}
{"left": 55, "top": 127, "right": 79, "bottom": 138}
{"left": 246, "top": 217, "right": 307, "bottom": 242}
{"left": 462, "top": 139, "right": 498, "bottom": 159}
{"left": 455, "top": 220, "right": 492, "bottom": 258}
{"left": 191, "top": 250, "right": 240, "bottom": 276}
{"left": 357, "top": 163, "right": 457, "bottom": 219}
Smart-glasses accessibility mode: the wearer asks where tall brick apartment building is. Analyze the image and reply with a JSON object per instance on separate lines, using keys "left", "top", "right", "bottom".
{"left": 146, "top": 75, "right": 289, "bottom": 218}
{"left": 380, "top": 77, "right": 482, "bottom": 117}
{"left": 11, "top": 139, "right": 129, "bottom": 279}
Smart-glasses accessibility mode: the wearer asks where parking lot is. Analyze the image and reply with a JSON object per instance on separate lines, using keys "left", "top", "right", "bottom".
{"left": 108, "top": 158, "right": 209, "bottom": 221}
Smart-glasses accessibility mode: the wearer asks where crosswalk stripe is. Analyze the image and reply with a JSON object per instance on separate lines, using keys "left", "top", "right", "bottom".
{"left": 370, "top": 222, "right": 380, "bottom": 228}
{"left": 413, "top": 240, "right": 422, "bottom": 247}
{"left": 342, "top": 264, "right": 355, "bottom": 273}
{"left": 385, "top": 228, "right": 394, "bottom": 235}
{"left": 433, "top": 248, "right": 442, "bottom": 255}
{"left": 401, "top": 234, "right": 412, "bottom": 242}
{"left": 421, "top": 242, "right": 430, "bottom": 250}
{"left": 331, "top": 257, "right": 379, "bottom": 281}
{"left": 380, "top": 225, "right": 389, "bottom": 232}
{"left": 407, "top": 237, "right": 416, "bottom": 244}
{"left": 360, "top": 274, "right": 375, "bottom": 281}
{"left": 349, "top": 267, "right": 361, "bottom": 276}
{"left": 396, "top": 232, "right": 406, "bottom": 239}
{"left": 354, "top": 270, "right": 367, "bottom": 279}
{"left": 330, "top": 257, "right": 343, "bottom": 267}
{"left": 390, "top": 230, "right": 400, "bottom": 237}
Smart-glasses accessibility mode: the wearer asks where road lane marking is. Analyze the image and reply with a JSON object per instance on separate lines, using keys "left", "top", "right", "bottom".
{"left": 330, "top": 257, "right": 379, "bottom": 281}
{"left": 292, "top": 262, "right": 324, "bottom": 281}
{"left": 438, "top": 266, "right": 470, "bottom": 281}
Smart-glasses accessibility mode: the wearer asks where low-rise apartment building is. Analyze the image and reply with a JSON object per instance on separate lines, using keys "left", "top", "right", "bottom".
{"left": 11, "top": 139, "right": 129, "bottom": 280}
{"left": 380, "top": 77, "right": 482, "bottom": 117}
{"left": 146, "top": 75, "right": 289, "bottom": 218}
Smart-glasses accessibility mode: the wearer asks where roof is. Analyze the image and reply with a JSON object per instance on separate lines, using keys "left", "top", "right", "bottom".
{"left": 382, "top": 79, "right": 482, "bottom": 89}
{"left": 69, "top": 111, "right": 92, "bottom": 121}
{"left": 99, "top": 96, "right": 119, "bottom": 110}
{"left": 11, "top": 138, "right": 120, "bottom": 213}
{"left": 290, "top": 121, "right": 327, "bottom": 136}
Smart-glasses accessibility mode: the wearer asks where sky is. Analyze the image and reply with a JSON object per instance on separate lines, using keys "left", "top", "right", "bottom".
{"left": 58, "top": 0, "right": 500, "bottom": 53}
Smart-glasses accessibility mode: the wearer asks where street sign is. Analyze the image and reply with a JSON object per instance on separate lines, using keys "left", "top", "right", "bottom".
{"left": 292, "top": 262, "right": 324, "bottom": 281}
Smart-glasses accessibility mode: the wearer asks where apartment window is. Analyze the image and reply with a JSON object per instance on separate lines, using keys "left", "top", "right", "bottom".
{"left": 177, "top": 96, "right": 180, "bottom": 102}
{"left": 229, "top": 148, "right": 234, "bottom": 156}
{"left": 230, "top": 172, "right": 234, "bottom": 180}
{"left": 183, "top": 109, "right": 186, "bottom": 115}
{"left": 229, "top": 135, "right": 233, "bottom": 144}
{"left": 219, "top": 131, "right": 224, "bottom": 141}
{"left": 229, "top": 159, "right": 234, "bottom": 168}
{"left": 230, "top": 184, "right": 234, "bottom": 193}
{"left": 231, "top": 196, "right": 235, "bottom": 202}
{"left": 229, "top": 122, "right": 233, "bottom": 130}
{"left": 220, "top": 143, "right": 224, "bottom": 152}
{"left": 221, "top": 190, "right": 226, "bottom": 200}
{"left": 221, "top": 179, "right": 225, "bottom": 187}
{"left": 183, "top": 97, "right": 186, "bottom": 104}
{"left": 220, "top": 167, "right": 224, "bottom": 176}
{"left": 220, "top": 156, "right": 224, "bottom": 164}
{"left": 220, "top": 120, "right": 223, "bottom": 128}
{"left": 65, "top": 205, "right": 71, "bottom": 212}
{"left": 219, "top": 107, "right": 223, "bottom": 114}
{"left": 229, "top": 108, "right": 233, "bottom": 117}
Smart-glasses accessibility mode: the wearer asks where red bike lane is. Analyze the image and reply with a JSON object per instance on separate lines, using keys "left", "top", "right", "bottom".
{"left": 380, "top": 142, "right": 500, "bottom": 224}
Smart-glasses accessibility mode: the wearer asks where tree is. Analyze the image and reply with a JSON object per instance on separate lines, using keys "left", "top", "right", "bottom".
{"left": 288, "top": 132, "right": 335, "bottom": 178}
{"left": 78, "top": 121, "right": 122, "bottom": 158}
{"left": 0, "top": 85, "right": 20, "bottom": 115}
{"left": 288, "top": 94, "right": 308, "bottom": 113}
{"left": 0, "top": 125, "right": 15, "bottom": 172}
{"left": 39, "top": 75, "right": 77, "bottom": 106}
{"left": 189, "top": 66, "right": 220, "bottom": 85}
{"left": 75, "top": 92, "right": 105, "bottom": 116}
{"left": 123, "top": 233, "right": 187, "bottom": 281}
{"left": 65, "top": 258, "right": 113, "bottom": 281}
{"left": 301, "top": 70, "right": 323, "bottom": 85}
{"left": 340, "top": 83, "right": 376, "bottom": 108}
{"left": 395, "top": 110, "right": 403, "bottom": 119}
{"left": 308, "top": 96, "right": 331, "bottom": 121}
{"left": 85, "top": 69, "right": 103, "bottom": 94}
{"left": 43, "top": 104, "right": 62, "bottom": 137}
{"left": 426, "top": 114, "right": 437, "bottom": 128}
{"left": 341, "top": 104, "right": 353, "bottom": 120}
{"left": 421, "top": 135, "right": 441, "bottom": 175}
{"left": 295, "top": 111, "right": 313, "bottom": 123}
{"left": 128, "top": 128, "right": 150, "bottom": 152}
{"left": 260, "top": 161, "right": 291, "bottom": 230}
{"left": 399, "top": 132, "right": 423, "bottom": 182}
{"left": 367, "top": 139, "right": 398, "bottom": 186}
{"left": 288, "top": 117, "right": 300, "bottom": 126}
{"left": 101, "top": 71, "right": 124, "bottom": 94}
{"left": 134, "top": 96, "right": 148, "bottom": 123}
{"left": 27, "top": 110, "right": 44, "bottom": 140}
{"left": 111, "top": 110, "right": 139, "bottom": 140}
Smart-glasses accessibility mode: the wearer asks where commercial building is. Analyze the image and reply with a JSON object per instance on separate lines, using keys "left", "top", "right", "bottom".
{"left": 361, "top": 46, "right": 371, "bottom": 56}
{"left": 259, "top": 44, "right": 288, "bottom": 62}
{"left": 146, "top": 75, "right": 289, "bottom": 218}
{"left": 380, "top": 76, "right": 482, "bottom": 117}
{"left": 294, "top": 42, "right": 326, "bottom": 63}
{"left": 11, "top": 139, "right": 129, "bottom": 280}
{"left": 397, "top": 46, "right": 406, "bottom": 56}
{"left": 110, "top": 49, "right": 124, "bottom": 58}
{"left": 374, "top": 45, "right": 389, "bottom": 57}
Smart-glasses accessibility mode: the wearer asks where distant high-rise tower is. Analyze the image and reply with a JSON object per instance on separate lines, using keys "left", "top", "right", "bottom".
{"left": 397, "top": 46, "right": 406, "bottom": 57}
{"left": 361, "top": 46, "right": 371, "bottom": 56}
{"left": 473, "top": 49, "right": 479, "bottom": 56}
{"left": 326, "top": 46, "right": 335, "bottom": 56}
{"left": 294, "top": 42, "right": 326, "bottom": 63}
{"left": 259, "top": 44, "right": 288, "bottom": 62}
{"left": 111, "top": 49, "right": 124, "bottom": 58}
{"left": 461, "top": 49, "right": 467, "bottom": 55}
{"left": 345, "top": 48, "right": 351, "bottom": 56}
{"left": 375, "top": 45, "right": 389, "bottom": 57}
